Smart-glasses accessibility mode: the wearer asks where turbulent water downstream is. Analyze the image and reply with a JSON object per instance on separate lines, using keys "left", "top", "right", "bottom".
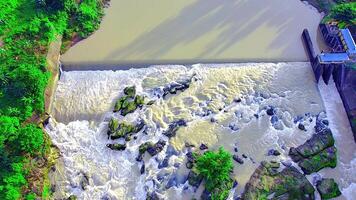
{"left": 46, "top": 63, "right": 355, "bottom": 199}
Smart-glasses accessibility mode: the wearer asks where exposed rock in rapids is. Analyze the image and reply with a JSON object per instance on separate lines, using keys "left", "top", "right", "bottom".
{"left": 187, "top": 170, "right": 203, "bottom": 189}
{"left": 106, "top": 143, "right": 126, "bottom": 151}
{"left": 67, "top": 195, "right": 77, "bottom": 200}
{"left": 146, "top": 191, "right": 162, "bottom": 200}
{"left": 266, "top": 107, "right": 275, "bottom": 116}
{"left": 113, "top": 86, "right": 145, "bottom": 116}
{"left": 137, "top": 140, "right": 166, "bottom": 161}
{"left": 199, "top": 143, "right": 208, "bottom": 150}
{"left": 140, "top": 163, "right": 145, "bottom": 174}
{"left": 124, "top": 86, "right": 136, "bottom": 98}
{"left": 316, "top": 178, "right": 341, "bottom": 199}
{"left": 200, "top": 189, "right": 212, "bottom": 200}
{"left": 267, "top": 149, "right": 281, "bottom": 156}
{"left": 79, "top": 173, "right": 89, "bottom": 190}
{"left": 162, "top": 80, "right": 190, "bottom": 98}
{"left": 162, "top": 119, "right": 187, "bottom": 138}
{"left": 233, "top": 155, "right": 244, "bottom": 164}
{"left": 298, "top": 146, "right": 337, "bottom": 175}
{"left": 298, "top": 123, "right": 306, "bottom": 131}
{"left": 288, "top": 128, "right": 337, "bottom": 174}
{"left": 242, "top": 161, "right": 315, "bottom": 200}
{"left": 107, "top": 118, "right": 145, "bottom": 140}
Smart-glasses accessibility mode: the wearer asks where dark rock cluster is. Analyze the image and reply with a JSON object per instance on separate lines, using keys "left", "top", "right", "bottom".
{"left": 242, "top": 161, "right": 315, "bottom": 200}
{"left": 289, "top": 128, "right": 337, "bottom": 174}
{"left": 113, "top": 86, "right": 145, "bottom": 116}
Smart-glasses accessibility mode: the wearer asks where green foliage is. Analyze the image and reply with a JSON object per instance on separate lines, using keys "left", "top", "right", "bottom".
{"left": 0, "top": 0, "right": 105, "bottom": 198}
{"left": 18, "top": 124, "right": 44, "bottom": 155}
{"left": 74, "top": 0, "right": 103, "bottom": 38}
{"left": 330, "top": 2, "right": 356, "bottom": 27}
{"left": 25, "top": 192, "right": 36, "bottom": 200}
{"left": 195, "top": 147, "right": 234, "bottom": 200}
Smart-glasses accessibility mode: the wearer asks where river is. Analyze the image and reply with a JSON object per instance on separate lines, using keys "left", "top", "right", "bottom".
{"left": 46, "top": 62, "right": 355, "bottom": 199}
{"left": 61, "top": 0, "right": 325, "bottom": 67}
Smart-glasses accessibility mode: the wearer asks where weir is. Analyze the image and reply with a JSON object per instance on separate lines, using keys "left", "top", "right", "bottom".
{"left": 302, "top": 25, "right": 356, "bottom": 141}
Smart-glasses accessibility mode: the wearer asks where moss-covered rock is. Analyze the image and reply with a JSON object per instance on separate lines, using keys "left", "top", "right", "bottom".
{"left": 113, "top": 86, "right": 146, "bottom": 115}
{"left": 316, "top": 178, "right": 341, "bottom": 199}
{"left": 108, "top": 119, "right": 145, "bottom": 140}
{"left": 242, "top": 161, "right": 315, "bottom": 200}
{"left": 187, "top": 170, "right": 203, "bottom": 188}
{"left": 124, "top": 86, "right": 136, "bottom": 98}
{"left": 137, "top": 140, "right": 166, "bottom": 161}
{"left": 299, "top": 146, "right": 337, "bottom": 175}
{"left": 289, "top": 128, "right": 337, "bottom": 174}
{"left": 162, "top": 119, "right": 187, "bottom": 138}
{"left": 108, "top": 118, "right": 119, "bottom": 136}
{"left": 110, "top": 122, "right": 135, "bottom": 139}
{"left": 106, "top": 143, "right": 126, "bottom": 151}
{"left": 294, "top": 128, "right": 334, "bottom": 159}
{"left": 134, "top": 95, "right": 145, "bottom": 106}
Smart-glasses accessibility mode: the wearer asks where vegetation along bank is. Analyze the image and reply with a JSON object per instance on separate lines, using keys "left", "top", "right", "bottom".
{"left": 0, "top": 0, "right": 107, "bottom": 199}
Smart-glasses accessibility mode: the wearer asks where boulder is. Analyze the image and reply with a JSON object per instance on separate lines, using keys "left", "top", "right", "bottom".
{"left": 298, "top": 123, "right": 306, "bottom": 131}
{"left": 268, "top": 149, "right": 281, "bottom": 156}
{"left": 199, "top": 143, "right": 208, "bottom": 150}
{"left": 138, "top": 140, "right": 166, "bottom": 159}
{"left": 146, "top": 192, "right": 161, "bottom": 200}
{"left": 316, "top": 178, "right": 341, "bottom": 199}
{"left": 233, "top": 155, "right": 244, "bottom": 164}
{"left": 113, "top": 86, "right": 145, "bottom": 115}
{"left": 147, "top": 140, "right": 166, "bottom": 156}
{"left": 298, "top": 146, "right": 337, "bottom": 175}
{"left": 200, "top": 189, "right": 212, "bottom": 200}
{"left": 187, "top": 171, "right": 203, "bottom": 188}
{"left": 293, "top": 129, "right": 334, "bottom": 159}
{"left": 106, "top": 143, "right": 126, "bottom": 151}
{"left": 289, "top": 128, "right": 337, "bottom": 174}
{"left": 162, "top": 119, "right": 187, "bottom": 138}
{"left": 242, "top": 161, "right": 315, "bottom": 200}
{"left": 140, "top": 163, "right": 145, "bottom": 174}
{"left": 80, "top": 173, "right": 89, "bottom": 190}
{"left": 67, "top": 195, "right": 77, "bottom": 200}
{"left": 266, "top": 107, "right": 275, "bottom": 116}
{"left": 124, "top": 86, "right": 136, "bottom": 98}
{"left": 108, "top": 120, "right": 145, "bottom": 140}
{"left": 162, "top": 80, "right": 191, "bottom": 98}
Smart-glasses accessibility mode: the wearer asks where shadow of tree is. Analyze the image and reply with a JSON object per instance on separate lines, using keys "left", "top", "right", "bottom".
{"left": 103, "top": 0, "right": 320, "bottom": 61}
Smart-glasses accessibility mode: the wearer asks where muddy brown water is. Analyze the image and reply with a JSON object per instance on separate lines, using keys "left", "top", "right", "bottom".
{"left": 61, "top": 0, "right": 325, "bottom": 66}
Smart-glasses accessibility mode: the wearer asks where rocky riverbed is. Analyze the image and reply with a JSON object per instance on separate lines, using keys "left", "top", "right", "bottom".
{"left": 46, "top": 62, "right": 355, "bottom": 199}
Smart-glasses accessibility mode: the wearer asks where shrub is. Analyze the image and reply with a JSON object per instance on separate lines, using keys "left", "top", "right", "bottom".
{"left": 330, "top": 2, "right": 356, "bottom": 27}
{"left": 18, "top": 124, "right": 44, "bottom": 155}
{"left": 75, "top": 0, "right": 103, "bottom": 38}
{"left": 196, "top": 147, "right": 234, "bottom": 200}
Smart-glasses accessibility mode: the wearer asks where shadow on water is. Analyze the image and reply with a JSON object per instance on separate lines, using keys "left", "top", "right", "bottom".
{"left": 61, "top": 58, "right": 304, "bottom": 71}
{"left": 101, "top": 0, "right": 307, "bottom": 61}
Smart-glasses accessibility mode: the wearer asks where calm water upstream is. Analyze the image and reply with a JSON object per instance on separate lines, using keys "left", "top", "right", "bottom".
{"left": 61, "top": 0, "right": 325, "bottom": 66}
{"left": 46, "top": 63, "right": 355, "bottom": 199}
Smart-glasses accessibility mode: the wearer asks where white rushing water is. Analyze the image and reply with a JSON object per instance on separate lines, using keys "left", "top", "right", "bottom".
{"left": 46, "top": 62, "right": 355, "bottom": 200}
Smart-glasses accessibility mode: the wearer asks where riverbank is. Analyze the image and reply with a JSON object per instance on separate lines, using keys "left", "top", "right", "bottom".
{"left": 61, "top": 0, "right": 325, "bottom": 66}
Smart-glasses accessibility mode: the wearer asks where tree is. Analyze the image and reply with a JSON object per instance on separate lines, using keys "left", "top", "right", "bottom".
{"left": 17, "top": 124, "right": 44, "bottom": 155}
{"left": 0, "top": 116, "right": 20, "bottom": 148}
{"left": 330, "top": 3, "right": 356, "bottom": 26}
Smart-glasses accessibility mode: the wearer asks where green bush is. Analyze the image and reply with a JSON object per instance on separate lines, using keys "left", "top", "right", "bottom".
{"left": 75, "top": 0, "right": 103, "bottom": 38}
{"left": 330, "top": 2, "right": 356, "bottom": 27}
{"left": 196, "top": 147, "right": 234, "bottom": 200}
{"left": 18, "top": 124, "right": 44, "bottom": 155}
{"left": 0, "top": 0, "right": 105, "bottom": 198}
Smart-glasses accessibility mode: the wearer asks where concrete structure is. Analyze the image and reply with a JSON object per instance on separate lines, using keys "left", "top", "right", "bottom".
{"left": 302, "top": 24, "right": 356, "bottom": 141}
